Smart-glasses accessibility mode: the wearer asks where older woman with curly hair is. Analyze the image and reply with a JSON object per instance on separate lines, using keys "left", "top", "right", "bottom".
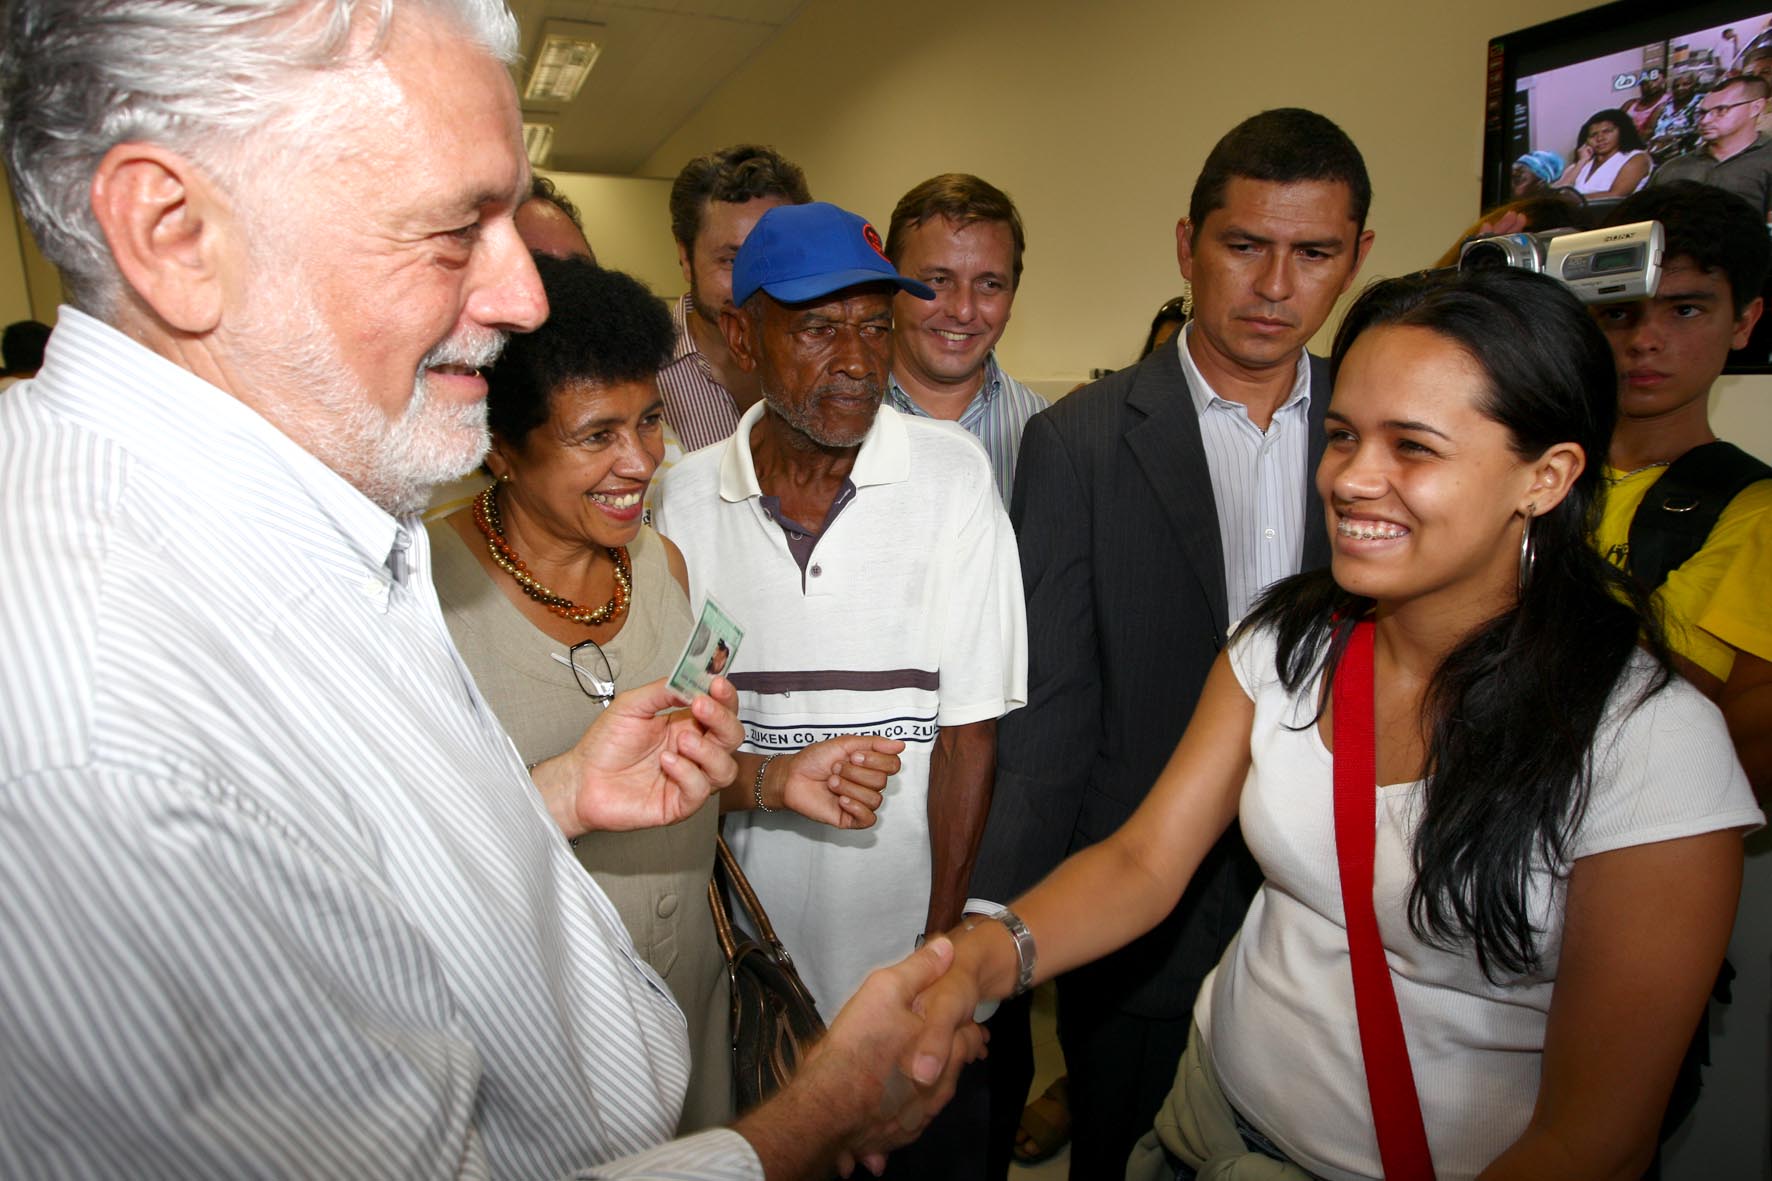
{"left": 429, "top": 255, "right": 899, "bottom": 1132}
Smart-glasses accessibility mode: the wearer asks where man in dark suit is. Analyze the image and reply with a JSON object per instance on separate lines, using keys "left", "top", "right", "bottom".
{"left": 967, "top": 108, "right": 1375, "bottom": 1178}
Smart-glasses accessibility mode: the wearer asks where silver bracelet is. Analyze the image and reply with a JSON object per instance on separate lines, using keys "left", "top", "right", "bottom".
{"left": 992, "top": 908, "right": 1036, "bottom": 997}
{"left": 752, "top": 755, "right": 777, "bottom": 812}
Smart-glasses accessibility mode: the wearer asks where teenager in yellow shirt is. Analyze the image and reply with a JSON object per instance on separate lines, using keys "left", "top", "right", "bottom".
{"left": 1592, "top": 181, "right": 1772, "bottom": 799}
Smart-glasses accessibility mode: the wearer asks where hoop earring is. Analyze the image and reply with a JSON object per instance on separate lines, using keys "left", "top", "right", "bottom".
{"left": 1517, "top": 503, "right": 1538, "bottom": 595}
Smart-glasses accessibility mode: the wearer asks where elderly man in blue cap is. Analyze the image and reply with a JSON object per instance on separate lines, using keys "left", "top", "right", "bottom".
{"left": 654, "top": 202, "right": 1028, "bottom": 1174}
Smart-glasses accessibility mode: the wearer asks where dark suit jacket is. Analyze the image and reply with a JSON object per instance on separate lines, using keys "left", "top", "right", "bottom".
{"left": 970, "top": 341, "right": 1331, "bottom": 1019}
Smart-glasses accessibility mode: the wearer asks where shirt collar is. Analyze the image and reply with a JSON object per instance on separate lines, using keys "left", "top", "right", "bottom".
{"left": 717, "top": 399, "right": 912, "bottom": 502}
{"left": 886, "top": 353, "right": 1005, "bottom": 418}
{"left": 38, "top": 307, "right": 407, "bottom": 583}
{"left": 1175, "top": 323, "right": 1311, "bottom": 420}
{"left": 667, "top": 293, "right": 703, "bottom": 368}
{"left": 1716, "top": 132, "right": 1772, "bottom": 162}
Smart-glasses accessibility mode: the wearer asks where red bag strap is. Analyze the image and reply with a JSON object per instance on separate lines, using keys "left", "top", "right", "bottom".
{"left": 1332, "top": 619, "right": 1435, "bottom": 1180}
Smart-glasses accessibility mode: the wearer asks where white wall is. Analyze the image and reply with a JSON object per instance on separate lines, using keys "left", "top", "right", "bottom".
{"left": 640, "top": 2, "right": 1771, "bottom": 1176}
{"left": 0, "top": 171, "right": 31, "bottom": 325}
{"left": 0, "top": 168, "right": 60, "bottom": 326}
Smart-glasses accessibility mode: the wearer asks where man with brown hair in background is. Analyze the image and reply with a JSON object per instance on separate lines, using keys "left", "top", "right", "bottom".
{"left": 884, "top": 173, "right": 1045, "bottom": 505}
{"left": 516, "top": 174, "right": 596, "bottom": 261}
{"left": 659, "top": 144, "right": 812, "bottom": 450}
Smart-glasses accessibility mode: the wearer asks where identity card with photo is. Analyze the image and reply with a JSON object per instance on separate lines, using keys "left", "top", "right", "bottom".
{"left": 669, "top": 595, "right": 744, "bottom": 700}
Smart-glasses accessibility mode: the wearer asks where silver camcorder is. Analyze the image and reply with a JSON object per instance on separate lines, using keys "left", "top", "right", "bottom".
{"left": 1458, "top": 220, "right": 1662, "bottom": 304}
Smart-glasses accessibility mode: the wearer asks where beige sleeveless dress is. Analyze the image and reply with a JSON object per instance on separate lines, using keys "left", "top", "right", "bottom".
{"left": 427, "top": 519, "right": 732, "bottom": 1133}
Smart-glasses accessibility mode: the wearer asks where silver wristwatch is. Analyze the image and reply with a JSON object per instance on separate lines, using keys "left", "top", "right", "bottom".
{"left": 992, "top": 908, "right": 1036, "bottom": 997}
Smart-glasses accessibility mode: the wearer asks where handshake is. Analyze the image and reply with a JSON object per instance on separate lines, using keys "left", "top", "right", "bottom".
{"left": 732, "top": 932, "right": 1000, "bottom": 1179}
{"left": 553, "top": 678, "right": 1006, "bottom": 1177}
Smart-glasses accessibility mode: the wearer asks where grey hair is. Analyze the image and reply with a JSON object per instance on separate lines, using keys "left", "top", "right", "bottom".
{"left": 1, "top": 0, "right": 519, "bottom": 313}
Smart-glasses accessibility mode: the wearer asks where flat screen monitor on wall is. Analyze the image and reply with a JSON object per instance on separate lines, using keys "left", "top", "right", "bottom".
{"left": 1484, "top": 0, "right": 1772, "bottom": 371}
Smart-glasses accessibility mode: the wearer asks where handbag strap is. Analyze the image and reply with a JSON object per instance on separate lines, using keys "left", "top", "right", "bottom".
{"left": 707, "top": 876, "right": 741, "bottom": 961}
{"left": 1332, "top": 619, "right": 1435, "bottom": 1181}
{"left": 711, "top": 834, "right": 795, "bottom": 955}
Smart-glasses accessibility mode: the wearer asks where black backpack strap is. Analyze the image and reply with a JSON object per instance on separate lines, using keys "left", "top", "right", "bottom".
{"left": 1626, "top": 440, "right": 1772, "bottom": 592}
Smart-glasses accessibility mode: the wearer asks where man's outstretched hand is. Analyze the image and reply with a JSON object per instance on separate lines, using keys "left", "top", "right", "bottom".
{"left": 734, "top": 937, "right": 987, "bottom": 1178}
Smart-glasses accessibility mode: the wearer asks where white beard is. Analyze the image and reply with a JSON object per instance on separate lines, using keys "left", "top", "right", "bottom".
{"left": 229, "top": 264, "right": 504, "bottom": 516}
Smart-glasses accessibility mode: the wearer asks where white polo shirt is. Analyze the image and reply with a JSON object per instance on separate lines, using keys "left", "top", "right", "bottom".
{"left": 653, "top": 401, "right": 1027, "bottom": 1018}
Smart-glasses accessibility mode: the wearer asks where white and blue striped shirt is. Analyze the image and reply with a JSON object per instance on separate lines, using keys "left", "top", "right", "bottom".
{"left": 886, "top": 353, "right": 1047, "bottom": 506}
{"left": 0, "top": 309, "right": 759, "bottom": 1180}
{"left": 1175, "top": 325, "right": 1313, "bottom": 623}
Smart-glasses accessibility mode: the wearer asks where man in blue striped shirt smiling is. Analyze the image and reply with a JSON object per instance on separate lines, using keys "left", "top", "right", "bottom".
{"left": 884, "top": 174, "right": 1047, "bottom": 506}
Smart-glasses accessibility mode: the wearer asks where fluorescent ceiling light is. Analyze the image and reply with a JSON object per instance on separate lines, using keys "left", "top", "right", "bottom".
{"left": 522, "top": 122, "right": 556, "bottom": 168}
{"left": 524, "top": 21, "right": 603, "bottom": 105}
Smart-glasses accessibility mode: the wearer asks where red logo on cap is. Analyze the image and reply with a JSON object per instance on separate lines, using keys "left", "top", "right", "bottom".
{"left": 862, "top": 222, "right": 889, "bottom": 262}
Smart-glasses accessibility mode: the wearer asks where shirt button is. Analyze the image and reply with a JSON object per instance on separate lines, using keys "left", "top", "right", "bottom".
{"left": 810, "top": 564, "right": 822, "bottom": 577}
{"left": 361, "top": 575, "right": 384, "bottom": 598}
{"left": 1263, "top": 528, "right": 1276, "bottom": 540}
{"left": 656, "top": 893, "right": 678, "bottom": 919}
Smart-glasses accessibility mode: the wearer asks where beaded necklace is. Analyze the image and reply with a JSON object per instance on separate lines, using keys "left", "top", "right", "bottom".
{"left": 472, "top": 483, "right": 631, "bottom": 626}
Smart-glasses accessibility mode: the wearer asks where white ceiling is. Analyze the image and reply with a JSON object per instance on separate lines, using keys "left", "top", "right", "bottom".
{"left": 506, "top": 0, "right": 808, "bottom": 175}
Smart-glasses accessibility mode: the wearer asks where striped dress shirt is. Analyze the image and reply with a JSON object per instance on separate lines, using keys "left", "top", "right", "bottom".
{"left": 657, "top": 294, "right": 740, "bottom": 453}
{"left": 886, "top": 353, "right": 1047, "bottom": 506}
{"left": 0, "top": 309, "right": 760, "bottom": 1180}
{"left": 1175, "top": 325, "right": 1313, "bottom": 623}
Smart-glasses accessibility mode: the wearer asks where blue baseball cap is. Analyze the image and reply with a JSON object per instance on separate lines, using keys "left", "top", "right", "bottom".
{"left": 731, "top": 202, "right": 934, "bottom": 307}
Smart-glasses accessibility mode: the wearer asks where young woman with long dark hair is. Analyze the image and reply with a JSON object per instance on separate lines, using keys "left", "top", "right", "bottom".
{"left": 914, "top": 267, "right": 1760, "bottom": 1180}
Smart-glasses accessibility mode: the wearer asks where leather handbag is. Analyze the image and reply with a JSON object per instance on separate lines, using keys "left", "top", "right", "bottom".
{"left": 708, "top": 834, "right": 826, "bottom": 1112}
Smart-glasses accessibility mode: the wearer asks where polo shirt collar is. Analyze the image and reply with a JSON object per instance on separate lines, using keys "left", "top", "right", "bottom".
{"left": 717, "top": 399, "right": 912, "bottom": 503}
{"left": 667, "top": 293, "right": 704, "bottom": 368}
{"left": 1716, "top": 132, "right": 1772, "bottom": 164}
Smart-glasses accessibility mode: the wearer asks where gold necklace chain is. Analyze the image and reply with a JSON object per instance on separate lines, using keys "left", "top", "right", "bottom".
{"left": 1610, "top": 460, "right": 1671, "bottom": 479}
{"left": 472, "top": 484, "right": 631, "bottom": 627}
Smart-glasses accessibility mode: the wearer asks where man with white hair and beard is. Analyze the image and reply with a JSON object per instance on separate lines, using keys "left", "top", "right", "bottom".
{"left": 0, "top": 1, "right": 980, "bottom": 1177}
